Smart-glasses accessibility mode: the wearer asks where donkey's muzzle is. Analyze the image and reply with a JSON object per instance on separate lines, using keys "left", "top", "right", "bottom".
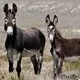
{"left": 49, "top": 34, "right": 54, "bottom": 42}
{"left": 7, "top": 26, "right": 13, "bottom": 36}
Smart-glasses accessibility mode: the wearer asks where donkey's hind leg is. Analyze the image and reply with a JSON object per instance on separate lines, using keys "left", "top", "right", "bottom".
{"left": 30, "top": 55, "right": 39, "bottom": 74}
{"left": 37, "top": 50, "right": 43, "bottom": 74}
{"left": 30, "top": 50, "right": 43, "bottom": 75}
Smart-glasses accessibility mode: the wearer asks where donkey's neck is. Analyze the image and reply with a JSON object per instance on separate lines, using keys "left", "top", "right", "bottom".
{"left": 51, "top": 29, "right": 63, "bottom": 47}
{"left": 55, "top": 29, "right": 63, "bottom": 41}
{"left": 51, "top": 29, "right": 63, "bottom": 51}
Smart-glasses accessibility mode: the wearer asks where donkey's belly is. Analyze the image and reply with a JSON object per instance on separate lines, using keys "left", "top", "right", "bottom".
{"left": 22, "top": 48, "right": 38, "bottom": 57}
{"left": 64, "top": 56, "right": 80, "bottom": 62}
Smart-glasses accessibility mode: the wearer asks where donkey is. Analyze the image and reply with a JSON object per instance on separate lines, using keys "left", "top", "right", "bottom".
{"left": 3, "top": 3, "right": 45, "bottom": 77}
{"left": 45, "top": 14, "right": 80, "bottom": 79}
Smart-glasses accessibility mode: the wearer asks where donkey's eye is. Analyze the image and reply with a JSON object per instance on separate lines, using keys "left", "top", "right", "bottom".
{"left": 12, "top": 19, "right": 16, "bottom": 24}
{"left": 5, "top": 19, "right": 7, "bottom": 22}
{"left": 5, "top": 19, "right": 8, "bottom": 24}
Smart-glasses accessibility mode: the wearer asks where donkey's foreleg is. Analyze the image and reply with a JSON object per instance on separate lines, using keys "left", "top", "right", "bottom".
{"left": 7, "top": 51, "right": 14, "bottom": 72}
{"left": 50, "top": 46, "right": 53, "bottom": 56}
{"left": 13, "top": 53, "right": 22, "bottom": 77}
{"left": 57, "top": 59, "right": 63, "bottom": 75}
{"left": 53, "top": 56, "right": 58, "bottom": 79}
{"left": 8, "top": 60, "right": 14, "bottom": 72}
{"left": 53, "top": 50, "right": 59, "bottom": 79}
{"left": 53, "top": 52, "right": 63, "bottom": 79}
{"left": 16, "top": 54, "right": 22, "bottom": 77}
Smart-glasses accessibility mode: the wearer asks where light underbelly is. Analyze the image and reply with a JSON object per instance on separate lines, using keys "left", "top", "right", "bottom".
{"left": 64, "top": 56, "right": 80, "bottom": 62}
{"left": 7, "top": 49, "right": 39, "bottom": 69}
{"left": 22, "top": 48, "right": 38, "bottom": 57}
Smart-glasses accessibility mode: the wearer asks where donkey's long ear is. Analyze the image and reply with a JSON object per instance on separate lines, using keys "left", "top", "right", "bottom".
{"left": 12, "top": 3, "right": 17, "bottom": 13}
{"left": 45, "top": 15, "right": 50, "bottom": 25}
{"left": 53, "top": 15, "right": 58, "bottom": 25}
{"left": 3, "top": 3, "right": 8, "bottom": 13}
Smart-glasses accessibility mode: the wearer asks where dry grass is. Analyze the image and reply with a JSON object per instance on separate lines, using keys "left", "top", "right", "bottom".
{"left": 0, "top": 53, "right": 80, "bottom": 80}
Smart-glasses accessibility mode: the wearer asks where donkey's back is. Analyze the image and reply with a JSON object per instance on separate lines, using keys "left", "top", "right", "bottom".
{"left": 60, "top": 38, "right": 80, "bottom": 61}
{"left": 22, "top": 27, "right": 45, "bottom": 50}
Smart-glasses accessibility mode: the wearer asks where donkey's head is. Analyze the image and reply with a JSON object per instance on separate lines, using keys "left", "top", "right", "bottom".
{"left": 3, "top": 3, "right": 17, "bottom": 36}
{"left": 45, "top": 15, "right": 58, "bottom": 42}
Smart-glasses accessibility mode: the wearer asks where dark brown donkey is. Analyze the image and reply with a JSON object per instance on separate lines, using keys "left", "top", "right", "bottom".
{"left": 3, "top": 3, "right": 45, "bottom": 77}
{"left": 45, "top": 14, "right": 80, "bottom": 79}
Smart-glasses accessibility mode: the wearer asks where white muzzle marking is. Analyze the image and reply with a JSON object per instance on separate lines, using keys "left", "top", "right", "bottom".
{"left": 7, "top": 26, "right": 13, "bottom": 35}
{"left": 49, "top": 34, "right": 53, "bottom": 42}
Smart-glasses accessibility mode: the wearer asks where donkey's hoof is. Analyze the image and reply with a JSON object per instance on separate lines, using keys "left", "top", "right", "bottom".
{"left": 17, "top": 73, "right": 20, "bottom": 78}
{"left": 9, "top": 68, "right": 14, "bottom": 72}
{"left": 35, "top": 70, "right": 41, "bottom": 75}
